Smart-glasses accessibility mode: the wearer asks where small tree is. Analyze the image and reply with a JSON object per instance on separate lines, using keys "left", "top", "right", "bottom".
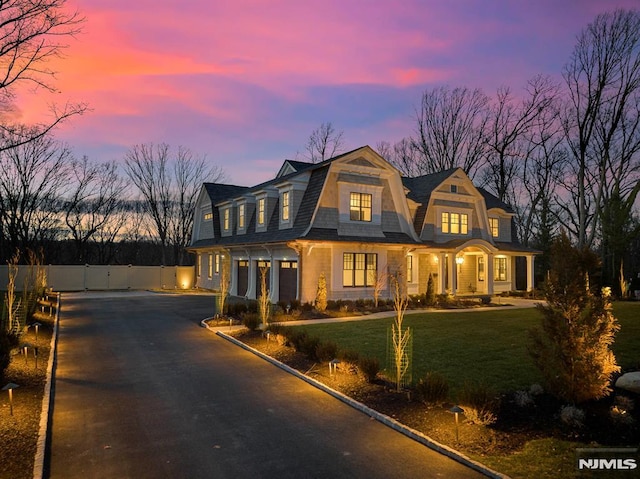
{"left": 258, "top": 266, "right": 270, "bottom": 329}
{"left": 529, "top": 234, "right": 620, "bottom": 404}
{"left": 389, "top": 271, "right": 412, "bottom": 392}
{"left": 371, "top": 266, "right": 387, "bottom": 308}
{"left": 315, "top": 272, "right": 327, "bottom": 312}
{"left": 425, "top": 273, "right": 436, "bottom": 306}
{"left": 218, "top": 255, "right": 230, "bottom": 316}
{"left": 4, "top": 252, "right": 21, "bottom": 333}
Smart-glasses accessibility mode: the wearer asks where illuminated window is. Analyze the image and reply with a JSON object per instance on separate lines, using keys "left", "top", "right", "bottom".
{"left": 238, "top": 204, "right": 245, "bottom": 229}
{"left": 223, "top": 209, "right": 230, "bottom": 231}
{"left": 196, "top": 254, "right": 201, "bottom": 277}
{"left": 442, "top": 212, "right": 468, "bottom": 235}
{"left": 489, "top": 218, "right": 499, "bottom": 237}
{"left": 281, "top": 191, "right": 290, "bottom": 221}
{"left": 215, "top": 254, "right": 220, "bottom": 275}
{"left": 349, "top": 193, "right": 372, "bottom": 222}
{"left": 203, "top": 212, "right": 213, "bottom": 221}
{"left": 407, "top": 256, "right": 413, "bottom": 283}
{"left": 258, "top": 198, "right": 266, "bottom": 225}
{"left": 494, "top": 257, "right": 507, "bottom": 281}
{"left": 343, "top": 253, "right": 377, "bottom": 287}
{"left": 478, "top": 256, "right": 485, "bottom": 281}
{"left": 208, "top": 254, "right": 213, "bottom": 278}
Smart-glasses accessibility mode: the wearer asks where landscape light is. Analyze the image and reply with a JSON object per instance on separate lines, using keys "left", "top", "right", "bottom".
{"left": 3, "top": 383, "right": 19, "bottom": 416}
{"left": 449, "top": 405, "right": 464, "bottom": 443}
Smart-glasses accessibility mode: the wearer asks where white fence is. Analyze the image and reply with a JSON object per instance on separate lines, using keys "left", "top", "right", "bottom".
{"left": 0, "top": 264, "right": 195, "bottom": 291}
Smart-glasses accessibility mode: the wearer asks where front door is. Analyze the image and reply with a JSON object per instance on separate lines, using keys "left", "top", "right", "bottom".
{"left": 279, "top": 261, "right": 298, "bottom": 303}
{"left": 237, "top": 260, "right": 249, "bottom": 296}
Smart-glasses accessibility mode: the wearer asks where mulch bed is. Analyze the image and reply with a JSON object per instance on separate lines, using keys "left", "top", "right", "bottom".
{"left": 0, "top": 312, "right": 54, "bottom": 479}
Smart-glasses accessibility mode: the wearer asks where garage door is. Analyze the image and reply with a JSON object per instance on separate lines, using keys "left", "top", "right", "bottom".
{"left": 237, "top": 260, "right": 249, "bottom": 296}
{"left": 279, "top": 261, "right": 298, "bottom": 303}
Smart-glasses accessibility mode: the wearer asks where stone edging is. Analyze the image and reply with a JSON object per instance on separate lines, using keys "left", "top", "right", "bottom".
{"left": 201, "top": 319, "right": 509, "bottom": 479}
{"left": 33, "top": 293, "right": 61, "bottom": 479}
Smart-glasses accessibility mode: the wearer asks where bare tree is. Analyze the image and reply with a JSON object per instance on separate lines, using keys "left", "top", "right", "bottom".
{"left": 482, "top": 75, "right": 559, "bottom": 204}
{"left": 0, "top": 0, "right": 86, "bottom": 149}
{"left": 561, "top": 9, "right": 640, "bottom": 249}
{"left": 64, "top": 157, "right": 127, "bottom": 263}
{"left": 219, "top": 255, "right": 230, "bottom": 316}
{"left": 258, "top": 265, "right": 270, "bottom": 329}
{"left": 4, "top": 252, "right": 20, "bottom": 333}
{"left": 124, "top": 143, "right": 225, "bottom": 265}
{"left": 413, "top": 85, "right": 489, "bottom": 178}
{"left": 300, "top": 122, "right": 345, "bottom": 163}
{"left": 376, "top": 138, "right": 422, "bottom": 177}
{"left": 0, "top": 127, "right": 72, "bottom": 259}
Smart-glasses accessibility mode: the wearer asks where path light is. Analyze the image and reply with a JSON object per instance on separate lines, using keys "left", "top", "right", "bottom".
{"left": 3, "top": 383, "right": 19, "bottom": 416}
{"left": 449, "top": 405, "right": 464, "bottom": 443}
{"left": 30, "top": 322, "right": 42, "bottom": 342}
{"left": 329, "top": 359, "right": 341, "bottom": 376}
{"left": 20, "top": 343, "right": 33, "bottom": 365}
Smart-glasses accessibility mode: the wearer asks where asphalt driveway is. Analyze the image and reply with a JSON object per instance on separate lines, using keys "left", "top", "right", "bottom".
{"left": 47, "top": 292, "right": 485, "bottom": 478}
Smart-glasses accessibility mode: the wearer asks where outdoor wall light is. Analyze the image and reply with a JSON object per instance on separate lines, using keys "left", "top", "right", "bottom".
{"left": 3, "top": 383, "right": 19, "bottom": 416}
{"left": 456, "top": 255, "right": 464, "bottom": 265}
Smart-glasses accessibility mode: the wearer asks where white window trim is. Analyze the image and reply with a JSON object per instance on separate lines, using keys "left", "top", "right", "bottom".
{"left": 337, "top": 182, "right": 383, "bottom": 225}
{"left": 436, "top": 206, "right": 473, "bottom": 236}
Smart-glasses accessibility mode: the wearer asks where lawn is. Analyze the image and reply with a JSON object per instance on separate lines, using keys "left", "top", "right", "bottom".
{"left": 290, "top": 302, "right": 640, "bottom": 397}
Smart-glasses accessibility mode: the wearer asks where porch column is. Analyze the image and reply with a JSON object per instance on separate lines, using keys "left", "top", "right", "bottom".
{"left": 438, "top": 253, "right": 447, "bottom": 294}
{"left": 486, "top": 253, "right": 494, "bottom": 295}
{"left": 448, "top": 254, "right": 456, "bottom": 295}
{"left": 526, "top": 255, "right": 535, "bottom": 291}
{"left": 229, "top": 258, "right": 238, "bottom": 296}
{"left": 270, "top": 259, "right": 279, "bottom": 303}
{"left": 246, "top": 259, "right": 257, "bottom": 299}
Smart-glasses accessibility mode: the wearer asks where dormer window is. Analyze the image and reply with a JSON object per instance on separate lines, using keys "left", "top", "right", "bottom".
{"left": 257, "top": 198, "right": 266, "bottom": 226}
{"left": 350, "top": 192, "right": 372, "bottom": 222}
{"left": 223, "top": 208, "right": 230, "bottom": 231}
{"left": 281, "top": 191, "right": 290, "bottom": 221}
{"left": 238, "top": 204, "right": 245, "bottom": 229}
{"left": 203, "top": 212, "right": 213, "bottom": 221}
{"left": 489, "top": 217, "right": 499, "bottom": 237}
{"left": 450, "top": 184, "right": 458, "bottom": 193}
{"left": 442, "top": 212, "right": 468, "bottom": 234}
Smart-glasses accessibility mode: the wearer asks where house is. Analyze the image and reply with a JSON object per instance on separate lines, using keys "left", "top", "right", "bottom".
{"left": 189, "top": 146, "right": 537, "bottom": 304}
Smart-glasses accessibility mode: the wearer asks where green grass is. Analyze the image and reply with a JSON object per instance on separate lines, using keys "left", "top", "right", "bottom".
{"left": 291, "top": 302, "right": 640, "bottom": 397}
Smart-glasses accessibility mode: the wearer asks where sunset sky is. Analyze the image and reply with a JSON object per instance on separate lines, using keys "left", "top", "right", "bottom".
{"left": 17, "top": 0, "right": 640, "bottom": 185}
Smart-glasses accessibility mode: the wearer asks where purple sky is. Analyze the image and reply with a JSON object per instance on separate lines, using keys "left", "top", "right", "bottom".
{"left": 17, "top": 0, "right": 639, "bottom": 186}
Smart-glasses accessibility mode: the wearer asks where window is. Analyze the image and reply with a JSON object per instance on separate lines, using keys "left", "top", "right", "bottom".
{"left": 208, "top": 254, "right": 213, "bottom": 278}
{"left": 441, "top": 212, "right": 468, "bottom": 235}
{"left": 281, "top": 191, "right": 290, "bottom": 221}
{"left": 257, "top": 198, "right": 266, "bottom": 225}
{"left": 196, "top": 254, "right": 201, "bottom": 277}
{"left": 203, "top": 212, "right": 213, "bottom": 221}
{"left": 450, "top": 184, "right": 458, "bottom": 193}
{"left": 223, "top": 209, "right": 230, "bottom": 231}
{"left": 238, "top": 204, "right": 245, "bottom": 229}
{"left": 478, "top": 256, "right": 485, "bottom": 281}
{"left": 494, "top": 257, "right": 507, "bottom": 281}
{"left": 280, "top": 261, "right": 297, "bottom": 269}
{"left": 349, "top": 192, "right": 372, "bottom": 222}
{"left": 489, "top": 218, "right": 499, "bottom": 237}
{"left": 407, "top": 256, "right": 413, "bottom": 283}
{"left": 215, "top": 254, "right": 220, "bottom": 275}
{"left": 343, "top": 253, "right": 377, "bottom": 287}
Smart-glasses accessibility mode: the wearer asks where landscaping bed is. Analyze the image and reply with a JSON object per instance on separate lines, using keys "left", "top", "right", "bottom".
{"left": 229, "top": 317, "right": 640, "bottom": 479}
{"left": 0, "top": 311, "right": 54, "bottom": 479}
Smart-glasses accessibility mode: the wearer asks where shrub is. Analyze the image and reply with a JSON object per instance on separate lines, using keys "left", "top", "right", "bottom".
{"left": 425, "top": 273, "right": 436, "bottom": 306}
{"left": 288, "top": 330, "right": 309, "bottom": 352}
{"left": 560, "top": 405, "right": 585, "bottom": 428}
{"left": 480, "top": 295, "right": 492, "bottom": 305}
{"left": 315, "top": 273, "right": 327, "bottom": 312}
{"left": 326, "top": 300, "right": 338, "bottom": 311}
{"left": 337, "top": 348, "right": 360, "bottom": 364}
{"left": 415, "top": 371, "right": 449, "bottom": 406}
{"left": 315, "top": 340, "right": 338, "bottom": 362}
{"left": 514, "top": 390, "right": 534, "bottom": 408}
{"left": 242, "top": 312, "right": 260, "bottom": 331}
{"left": 358, "top": 356, "right": 380, "bottom": 383}
{"left": 300, "top": 335, "right": 320, "bottom": 360}
{"left": 458, "top": 381, "right": 498, "bottom": 426}
{"left": 0, "top": 332, "right": 10, "bottom": 382}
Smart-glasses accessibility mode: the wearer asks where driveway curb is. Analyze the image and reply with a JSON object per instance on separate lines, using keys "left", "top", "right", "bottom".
{"left": 33, "top": 293, "right": 60, "bottom": 479}
{"left": 206, "top": 322, "right": 509, "bottom": 479}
